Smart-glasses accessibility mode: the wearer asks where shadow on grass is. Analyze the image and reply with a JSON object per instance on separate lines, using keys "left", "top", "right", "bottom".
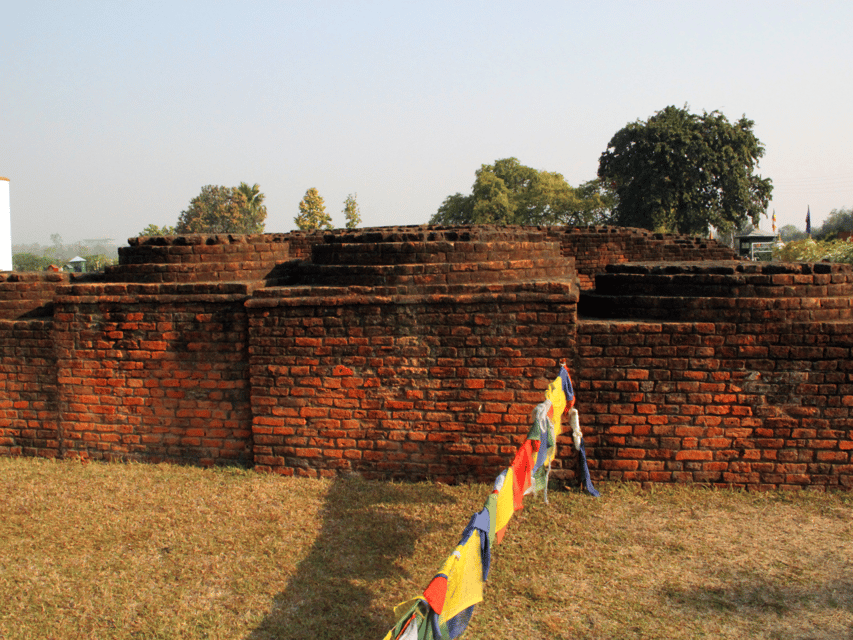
{"left": 246, "top": 476, "right": 455, "bottom": 640}
{"left": 662, "top": 577, "right": 853, "bottom": 637}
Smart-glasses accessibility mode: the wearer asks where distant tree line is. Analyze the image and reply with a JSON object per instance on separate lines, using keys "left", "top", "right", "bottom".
{"left": 139, "top": 183, "right": 363, "bottom": 236}
{"left": 776, "top": 207, "right": 853, "bottom": 265}
{"left": 778, "top": 207, "right": 853, "bottom": 242}
{"left": 12, "top": 234, "right": 118, "bottom": 272}
{"left": 812, "top": 207, "right": 853, "bottom": 241}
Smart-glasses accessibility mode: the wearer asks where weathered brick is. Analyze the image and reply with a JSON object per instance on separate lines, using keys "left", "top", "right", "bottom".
{"left": 4, "top": 230, "right": 853, "bottom": 488}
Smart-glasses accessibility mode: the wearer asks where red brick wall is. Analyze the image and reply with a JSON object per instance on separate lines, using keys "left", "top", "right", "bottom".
{"left": 583, "top": 261, "right": 853, "bottom": 322}
{"left": 52, "top": 283, "right": 253, "bottom": 465}
{"left": 111, "top": 233, "right": 292, "bottom": 283}
{"left": 247, "top": 226, "right": 580, "bottom": 482}
{"left": 0, "top": 272, "right": 69, "bottom": 319}
{"left": 114, "top": 226, "right": 736, "bottom": 290}
{"left": 0, "top": 319, "right": 59, "bottom": 458}
{"left": 247, "top": 284, "right": 578, "bottom": 482}
{"left": 575, "top": 261, "right": 853, "bottom": 490}
{"left": 555, "top": 227, "right": 739, "bottom": 290}
{"left": 2, "top": 227, "right": 851, "bottom": 491}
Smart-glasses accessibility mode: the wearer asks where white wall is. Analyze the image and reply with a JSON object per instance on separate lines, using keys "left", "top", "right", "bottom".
{"left": 0, "top": 178, "right": 10, "bottom": 271}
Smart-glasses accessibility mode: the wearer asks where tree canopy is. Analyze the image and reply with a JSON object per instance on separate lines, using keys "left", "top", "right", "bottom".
{"left": 138, "top": 223, "right": 176, "bottom": 237}
{"left": 176, "top": 184, "right": 267, "bottom": 234}
{"left": 776, "top": 237, "right": 853, "bottom": 265}
{"left": 597, "top": 106, "right": 773, "bottom": 236}
{"left": 12, "top": 253, "right": 55, "bottom": 271}
{"left": 236, "top": 182, "right": 266, "bottom": 223}
{"left": 779, "top": 224, "right": 807, "bottom": 243}
{"left": 295, "top": 188, "right": 333, "bottom": 231}
{"left": 814, "top": 207, "right": 853, "bottom": 241}
{"left": 429, "top": 158, "right": 614, "bottom": 227}
{"left": 343, "top": 193, "right": 361, "bottom": 229}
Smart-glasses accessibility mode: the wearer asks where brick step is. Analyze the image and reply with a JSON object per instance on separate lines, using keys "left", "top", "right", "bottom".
{"left": 0, "top": 301, "right": 54, "bottom": 320}
{"left": 322, "top": 225, "right": 548, "bottom": 245}
{"left": 104, "top": 261, "right": 280, "bottom": 283}
{"left": 580, "top": 293, "right": 853, "bottom": 323}
{"left": 310, "top": 240, "right": 562, "bottom": 266}
{"left": 268, "top": 256, "right": 575, "bottom": 288}
{"left": 586, "top": 260, "right": 853, "bottom": 321}
{"left": 0, "top": 273, "right": 70, "bottom": 319}
{"left": 118, "top": 243, "right": 290, "bottom": 264}
{"left": 57, "top": 281, "right": 251, "bottom": 297}
{"left": 252, "top": 278, "right": 579, "bottom": 301}
{"left": 595, "top": 274, "right": 853, "bottom": 298}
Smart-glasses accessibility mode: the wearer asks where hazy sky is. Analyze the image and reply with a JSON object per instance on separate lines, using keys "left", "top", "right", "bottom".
{"left": 4, "top": 1, "right": 852, "bottom": 245}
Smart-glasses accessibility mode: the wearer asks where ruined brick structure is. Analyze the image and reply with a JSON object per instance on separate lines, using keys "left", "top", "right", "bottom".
{"left": 1, "top": 225, "right": 851, "bottom": 490}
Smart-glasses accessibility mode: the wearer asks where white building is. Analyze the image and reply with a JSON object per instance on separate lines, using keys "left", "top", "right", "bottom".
{"left": 1, "top": 177, "right": 10, "bottom": 271}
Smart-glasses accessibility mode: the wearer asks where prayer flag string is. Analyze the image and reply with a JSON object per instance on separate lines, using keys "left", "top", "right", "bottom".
{"left": 381, "top": 366, "right": 598, "bottom": 640}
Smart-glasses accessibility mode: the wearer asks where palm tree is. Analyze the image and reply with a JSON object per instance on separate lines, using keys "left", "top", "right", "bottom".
{"left": 236, "top": 182, "right": 267, "bottom": 233}
{"left": 237, "top": 182, "right": 265, "bottom": 214}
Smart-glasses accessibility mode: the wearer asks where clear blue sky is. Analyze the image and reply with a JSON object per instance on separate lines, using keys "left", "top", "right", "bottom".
{"left": 4, "top": 0, "right": 852, "bottom": 245}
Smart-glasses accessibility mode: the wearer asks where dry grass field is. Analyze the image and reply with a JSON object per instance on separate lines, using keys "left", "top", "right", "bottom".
{"left": 0, "top": 457, "right": 851, "bottom": 640}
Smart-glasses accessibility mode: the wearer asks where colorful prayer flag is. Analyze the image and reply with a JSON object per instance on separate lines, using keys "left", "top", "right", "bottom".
{"left": 383, "top": 365, "right": 598, "bottom": 640}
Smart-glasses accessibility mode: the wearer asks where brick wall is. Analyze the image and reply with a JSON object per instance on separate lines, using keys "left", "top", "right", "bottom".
{"left": 576, "top": 261, "right": 853, "bottom": 490}
{"left": 0, "top": 272, "right": 70, "bottom": 319}
{"left": 248, "top": 226, "right": 579, "bottom": 482}
{"left": 247, "top": 285, "right": 577, "bottom": 482}
{"left": 52, "top": 282, "right": 253, "bottom": 465}
{"left": 554, "top": 226, "right": 739, "bottom": 290}
{"left": 0, "top": 319, "right": 59, "bottom": 458}
{"left": 2, "top": 226, "right": 851, "bottom": 490}
{"left": 576, "top": 319, "right": 853, "bottom": 490}
{"left": 110, "top": 233, "right": 292, "bottom": 283}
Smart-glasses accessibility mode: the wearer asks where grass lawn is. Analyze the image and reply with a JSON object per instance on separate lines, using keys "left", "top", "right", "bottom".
{"left": 0, "top": 457, "right": 851, "bottom": 640}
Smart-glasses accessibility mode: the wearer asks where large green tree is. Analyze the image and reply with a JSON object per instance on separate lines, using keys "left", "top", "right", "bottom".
{"left": 429, "top": 158, "right": 614, "bottom": 227}
{"left": 598, "top": 106, "right": 773, "bottom": 236}
{"left": 295, "top": 188, "right": 333, "bottom": 231}
{"left": 176, "top": 184, "right": 267, "bottom": 234}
